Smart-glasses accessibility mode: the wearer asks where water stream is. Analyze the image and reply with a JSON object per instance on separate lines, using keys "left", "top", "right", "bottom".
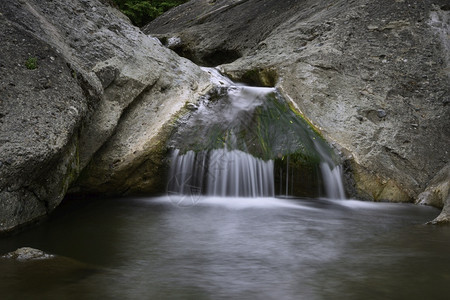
{"left": 168, "top": 149, "right": 275, "bottom": 198}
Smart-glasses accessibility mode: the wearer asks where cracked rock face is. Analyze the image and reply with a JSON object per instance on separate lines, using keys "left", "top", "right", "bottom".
{"left": 145, "top": 0, "right": 450, "bottom": 207}
{"left": 0, "top": 0, "right": 212, "bottom": 233}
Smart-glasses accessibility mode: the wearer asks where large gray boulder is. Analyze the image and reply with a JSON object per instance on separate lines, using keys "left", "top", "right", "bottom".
{"left": 0, "top": 0, "right": 212, "bottom": 234}
{"left": 144, "top": 0, "right": 450, "bottom": 205}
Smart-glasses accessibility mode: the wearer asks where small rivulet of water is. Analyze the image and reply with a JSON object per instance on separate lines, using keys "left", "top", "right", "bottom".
{"left": 320, "top": 163, "right": 346, "bottom": 199}
{"left": 313, "top": 139, "right": 346, "bottom": 199}
{"left": 167, "top": 68, "right": 346, "bottom": 199}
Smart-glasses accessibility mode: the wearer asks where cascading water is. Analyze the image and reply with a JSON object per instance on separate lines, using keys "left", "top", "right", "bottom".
{"left": 168, "top": 149, "right": 275, "bottom": 197}
{"left": 167, "top": 68, "right": 346, "bottom": 199}
{"left": 320, "top": 163, "right": 346, "bottom": 199}
{"left": 313, "top": 139, "right": 346, "bottom": 199}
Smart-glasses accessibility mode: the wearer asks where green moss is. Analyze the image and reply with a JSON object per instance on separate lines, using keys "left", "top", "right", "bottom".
{"left": 112, "top": 0, "right": 189, "bottom": 27}
{"left": 287, "top": 100, "right": 323, "bottom": 138}
{"left": 247, "top": 92, "right": 327, "bottom": 161}
{"left": 25, "top": 57, "right": 38, "bottom": 70}
{"left": 59, "top": 137, "right": 81, "bottom": 198}
{"left": 239, "top": 68, "right": 278, "bottom": 87}
{"left": 169, "top": 87, "right": 334, "bottom": 165}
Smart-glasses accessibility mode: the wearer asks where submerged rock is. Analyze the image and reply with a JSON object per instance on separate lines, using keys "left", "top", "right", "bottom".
{"left": 2, "top": 247, "right": 54, "bottom": 261}
{"left": 144, "top": 0, "right": 450, "bottom": 204}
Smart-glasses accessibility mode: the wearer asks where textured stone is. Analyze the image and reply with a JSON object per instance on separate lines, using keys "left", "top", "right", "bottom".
{"left": 417, "top": 164, "right": 450, "bottom": 223}
{"left": 430, "top": 193, "right": 450, "bottom": 224}
{"left": 0, "top": 0, "right": 212, "bottom": 233}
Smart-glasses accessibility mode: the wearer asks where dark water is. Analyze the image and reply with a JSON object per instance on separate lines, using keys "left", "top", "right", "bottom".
{"left": 1, "top": 196, "right": 449, "bottom": 300}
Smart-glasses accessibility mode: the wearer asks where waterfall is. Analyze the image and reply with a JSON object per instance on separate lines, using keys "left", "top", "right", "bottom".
{"left": 168, "top": 149, "right": 275, "bottom": 197}
{"left": 313, "top": 140, "right": 346, "bottom": 199}
{"left": 167, "top": 67, "right": 347, "bottom": 199}
{"left": 320, "top": 163, "right": 346, "bottom": 199}
{"left": 168, "top": 148, "right": 347, "bottom": 200}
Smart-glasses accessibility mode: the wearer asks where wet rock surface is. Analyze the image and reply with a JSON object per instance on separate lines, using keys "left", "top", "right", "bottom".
{"left": 0, "top": 0, "right": 212, "bottom": 233}
{"left": 2, "top": 247, "right": 54, "bottom": 261}
{"left": 145, "top": 0, "right": 450, "bottom": 206}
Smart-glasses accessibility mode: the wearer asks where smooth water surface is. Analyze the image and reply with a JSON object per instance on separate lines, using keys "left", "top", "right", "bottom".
{"left": 1, "top": 196, "right": 449, "bottom": 299}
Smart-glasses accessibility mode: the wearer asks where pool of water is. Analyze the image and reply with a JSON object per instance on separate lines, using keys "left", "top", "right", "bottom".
{"left": 1, "top": 196, "right": 449, "bottom": 299}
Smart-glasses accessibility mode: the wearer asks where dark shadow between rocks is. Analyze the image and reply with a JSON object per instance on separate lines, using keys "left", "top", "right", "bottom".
{"left": 224, "top": 68, "right": 279, "bottom": 87}
{"left": 201, "top": 49, "right": 242, "bottom": 67}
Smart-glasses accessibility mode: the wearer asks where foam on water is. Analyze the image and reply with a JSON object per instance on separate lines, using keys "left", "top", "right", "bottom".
{"left": 149, "top": 195, "right": 317, "bottom": 210}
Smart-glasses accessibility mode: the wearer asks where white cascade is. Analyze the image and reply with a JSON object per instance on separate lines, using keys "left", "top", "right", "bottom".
{"left": 168, "top": 149, "right": 275, "bottom": 197}
{"left": 320, "top": 163, "right": 346, "bottom": 199}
